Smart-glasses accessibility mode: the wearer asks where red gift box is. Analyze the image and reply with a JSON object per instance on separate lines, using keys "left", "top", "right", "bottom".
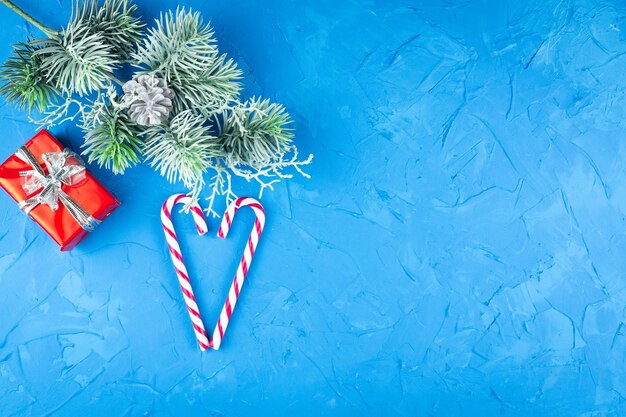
{"left": 0, "top": 129, "right": 120, "bottom": 251}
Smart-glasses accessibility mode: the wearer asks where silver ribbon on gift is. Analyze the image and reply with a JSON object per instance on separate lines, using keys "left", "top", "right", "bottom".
{"left": 15, "top": 146, "right": 100, "bottom": 231}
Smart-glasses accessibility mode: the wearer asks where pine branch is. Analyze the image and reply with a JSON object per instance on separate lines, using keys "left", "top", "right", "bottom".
{"left": 33, "top": 21, "right": 118, "bottom": 96}
{"left": 143, "top": 110, "right": 220, "bottom": 189}
{"left": 81, "top": 94, "right": 143, "bottom": 174}
{"left": 215, "top": 97, "right": 295, "bottom": 167}
{"left": 199, "top": 98, "right": 312, "bottom": 215}
{"left": 134, "top": 7, "right": 218, "bottom": 84}
{"left": 172, "top": 53, "right": 242, "bottom": 114}
{"left": 0, "top": 39, "right": 59, "bottom": 112}
{"left": 70, "top": 0, "right": 143, "bottom": 59}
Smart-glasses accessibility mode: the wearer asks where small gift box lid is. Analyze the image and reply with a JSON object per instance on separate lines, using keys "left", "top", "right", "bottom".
{"left": 0, "top": 130, "right": 120, "bottom": 251}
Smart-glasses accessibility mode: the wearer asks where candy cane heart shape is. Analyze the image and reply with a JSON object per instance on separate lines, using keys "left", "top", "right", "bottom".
{"left": 210, "top": 197, "right": 266, "bottom": 350}
{"left": 161, "top": 194, "right": 211, "bottom": 351}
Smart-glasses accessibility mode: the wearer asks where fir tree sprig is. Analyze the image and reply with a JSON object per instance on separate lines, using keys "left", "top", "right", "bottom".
{"left": 0, "top": 39, "right": 58, "bottom": 112}
{"left": 134, "top": 8, "right": 217, "bottom": 84}
{"left": 216, "top": 97, "right": 295, "bottom": 167}
{"left": 143, "top": 110, "right": 220, "bottom": 192}
{"left": 81, "top": 93, "right": 143, "bottom": 174}
{"left": 34, "top": 21, "right": 118, "bottom": 96}
{"left": 172, "top": 53, "right": 242, "bottom": 114}
{"left": 6, "top": 0, "right": 142, "bottom": 98}
{"left": 71, "top": 0, "right": 144, "bottom": 59}
{"left": 199, "top": 98, "right": 312, "bottom": 213}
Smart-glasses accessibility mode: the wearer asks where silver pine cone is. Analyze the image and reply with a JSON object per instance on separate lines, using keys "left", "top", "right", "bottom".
{"left": 121, "top": 75, "right": 175, "bottom": 126}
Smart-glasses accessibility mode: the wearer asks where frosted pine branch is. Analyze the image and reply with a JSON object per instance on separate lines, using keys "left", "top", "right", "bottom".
{"left": 133, "top": 8, "right": 217, "bottom": 84}
{"left": 0, "top": 1, "right": 313, "bottom": 211}
{"left": 143, "top": 110, "right": 220, "bottom": 189}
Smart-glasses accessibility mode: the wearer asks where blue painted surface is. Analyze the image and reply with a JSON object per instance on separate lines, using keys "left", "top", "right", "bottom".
{"left": 0, "top": 0, "right": 625, "bottom": 415}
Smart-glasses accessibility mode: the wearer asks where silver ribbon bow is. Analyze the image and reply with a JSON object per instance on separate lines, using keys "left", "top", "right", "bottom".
{"left": 16, "top": 146, "right": 100, "bottom": 231}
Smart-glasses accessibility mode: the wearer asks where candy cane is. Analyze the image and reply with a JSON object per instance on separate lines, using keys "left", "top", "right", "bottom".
{"left": 210, "top": 197, "right": 266, "bottom": 350}
{"left": 161, "top": 194, "right": 210, "bottom": 351}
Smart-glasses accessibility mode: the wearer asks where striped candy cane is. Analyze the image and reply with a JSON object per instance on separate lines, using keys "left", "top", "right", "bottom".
{"left": 161, "top": 194, "right": 210, "bottom": 351}
{"left": 210, "top": 197, "right": 266, "bottom": 350}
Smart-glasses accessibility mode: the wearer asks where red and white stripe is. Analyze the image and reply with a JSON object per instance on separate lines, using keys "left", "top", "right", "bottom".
{"left": 161, "top": 194, "right": 210, "bottom": 351}
{"left": 210, "top": 197, "right": 266, "bottom": 350}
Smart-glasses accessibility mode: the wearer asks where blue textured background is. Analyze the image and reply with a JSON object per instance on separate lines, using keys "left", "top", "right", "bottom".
{"left": 1, "top": 0, "right": 625, "bottom": 415}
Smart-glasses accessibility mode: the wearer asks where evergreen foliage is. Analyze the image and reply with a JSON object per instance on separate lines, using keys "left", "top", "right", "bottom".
{"left": 81, "top": 96, "right": 144, "bottom": 174}
{"left": 0, "top": 40, "right": 57, "bottom": 112}
{"left": 0, "top": 0, "right": 312, "bottom": 212}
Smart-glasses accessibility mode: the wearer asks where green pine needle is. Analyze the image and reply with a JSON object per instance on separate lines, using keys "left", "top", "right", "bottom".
{"left": 71, "top": 0, "right": 144, "bottom": 58}
{"left": 144, "top": 110, "right": 220, "bottom": 188}
{"left": 82, "top": 103, "right": 143, "bottom": 174}
{"left": 0, "top": 39, "right": 58, "bottom": 112}
{"left": 172, "top": 53, "right": 242, "bottom": 114}
{"left": 134, "top": 7, "right": 218, "bottom": 84}
{"left": 216, "top": 97, "right": 294, "bottom": 168}
{"left": 34, "top": 20, "right": 118, "bottom": 96}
